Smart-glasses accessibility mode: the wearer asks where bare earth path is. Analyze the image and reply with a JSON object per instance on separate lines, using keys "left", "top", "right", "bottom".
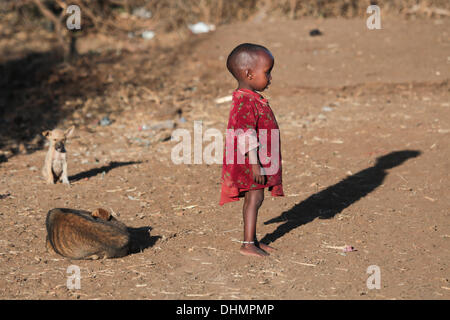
{"left": 0, "top": 17, "right": 449, "bottom": 299}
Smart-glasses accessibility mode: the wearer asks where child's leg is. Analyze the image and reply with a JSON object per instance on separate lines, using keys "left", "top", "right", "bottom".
{"left": 241, "top": 188, "right": 268, "bottom": 257}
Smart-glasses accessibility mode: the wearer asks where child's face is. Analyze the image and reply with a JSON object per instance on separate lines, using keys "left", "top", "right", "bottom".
{"left": 248, "top": 51, "right": 274, "bottom": 92}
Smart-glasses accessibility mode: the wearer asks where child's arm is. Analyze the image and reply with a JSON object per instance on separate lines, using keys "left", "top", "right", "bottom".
{"left": 248, "top": 149, "right": 266, "bottom": 185}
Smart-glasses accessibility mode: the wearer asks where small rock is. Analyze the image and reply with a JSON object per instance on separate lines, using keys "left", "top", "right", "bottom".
{"left": 0, "top": 193, "right": 11, "bottom": 200}
{"left": 132, "top": 7, "right": 152, "bottom": 19}
{"left": 309, "top": 29, "right": 323, "bottom": 36}
{"left": 141, "top": 30, "right": 155, "bottom": 40}
{"left": 99, "top": 116, "right": 112, "bottom": 126}
{"left": 188, "top": 22, "right": 215, "bottom": 34}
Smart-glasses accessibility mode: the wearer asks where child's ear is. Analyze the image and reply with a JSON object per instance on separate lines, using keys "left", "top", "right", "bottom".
{"left": 245, "top": 69, "right": 253, "bottom": 80}
{"left": 65, "top": 126, "right": 75, "bottom": 138}
{"left": 42, "top": 130, "right": 51, "bottom": 138}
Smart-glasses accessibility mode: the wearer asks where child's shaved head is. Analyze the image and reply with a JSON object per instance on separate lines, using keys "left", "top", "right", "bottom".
{"left": 227, "top": 43, "right": 272, "bottom": 80}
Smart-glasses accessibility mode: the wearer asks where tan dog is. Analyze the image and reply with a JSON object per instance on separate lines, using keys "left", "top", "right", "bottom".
{"left": 46, "top": 208, "right": 130, "bottom": 260}
{"left": 42, "top": 126, "right": 74, "bottom": 185}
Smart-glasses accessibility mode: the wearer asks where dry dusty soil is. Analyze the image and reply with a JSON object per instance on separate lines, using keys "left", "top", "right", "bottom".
{"left": 0, "top": 17, "right": 449, "bottom": 300}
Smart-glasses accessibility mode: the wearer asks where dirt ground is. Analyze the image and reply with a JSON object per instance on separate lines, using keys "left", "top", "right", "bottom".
{"left": 0, "top": 17, "right": 449, "bottom": 300}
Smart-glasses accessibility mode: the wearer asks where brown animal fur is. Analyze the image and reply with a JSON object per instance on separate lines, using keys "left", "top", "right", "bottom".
{"left": 46, "top": 208, "right": 130, "bottom": 260}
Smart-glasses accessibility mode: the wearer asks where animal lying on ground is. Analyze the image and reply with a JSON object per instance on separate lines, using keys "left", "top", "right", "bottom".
{"left": 46, "top": 208, "right": 130, "bottom": 259}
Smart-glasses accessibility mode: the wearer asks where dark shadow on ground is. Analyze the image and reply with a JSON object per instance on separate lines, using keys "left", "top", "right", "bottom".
{"left": 0, "top": 49, "right": 112, "bottom": 158}
{"left": 128, "top": 226, "right": 161, "bottom": 254}
{"left": 0, "top": 193, "right": 11, "bottom": 200}
{"left": 0, "top": 35, "right": 204, "bottom": 161}
{"left": 260, "top": 150, "right": 421, "bottom": 245}
{"left": 0, "top": 51, "right": 64, "bottom": 153}
{"left": 69, "top": 161, "right": 142, "bottom": 182}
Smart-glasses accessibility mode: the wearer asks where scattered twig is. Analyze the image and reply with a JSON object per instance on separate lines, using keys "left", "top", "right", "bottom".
{"left": 291, "top": 261, "right": 316, "bottom": 267}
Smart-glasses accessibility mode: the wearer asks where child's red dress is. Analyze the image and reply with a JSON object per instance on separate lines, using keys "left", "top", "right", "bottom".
{"left": 220, "top": 88, "right": 284, "bottom": 205}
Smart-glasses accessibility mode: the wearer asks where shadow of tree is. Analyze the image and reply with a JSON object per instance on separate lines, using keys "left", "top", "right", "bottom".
{"left": 0, "top": 34, "right": 204, "bottom": 163}
{"left": 0, "top": 49, "right": 114, "bottom": 159}
{"left": 260, "top": 150, "right": 421, "bottom": 245}
{"left": 69, "top": 161, "right": 142, "bottom": 182}
{"left": 0, "top": 51, "right": 64, "bottom": 153}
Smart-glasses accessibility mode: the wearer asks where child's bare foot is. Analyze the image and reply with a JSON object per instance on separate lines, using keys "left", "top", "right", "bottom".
{"left": 257, "top": 242, "right": 276, "bottom": 253}
{"left": 240, "top": 243, "right": 269, "bottom": 257}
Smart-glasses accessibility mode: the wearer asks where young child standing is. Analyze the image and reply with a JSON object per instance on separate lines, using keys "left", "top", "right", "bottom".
{"left": 220, "top": 43, "right": 284, "bottom": 257}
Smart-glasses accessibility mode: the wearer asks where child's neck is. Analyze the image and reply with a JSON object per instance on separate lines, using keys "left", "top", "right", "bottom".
{"left": 237, "top": 82, "right": 257, "bottom": 93}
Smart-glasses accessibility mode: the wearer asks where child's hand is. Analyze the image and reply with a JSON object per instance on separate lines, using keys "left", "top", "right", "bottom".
{"left": 251, "top": 164, "right": 266, "bottom": 185}
{"left": 248, "top": 149, "right": 266, "bottom": 185}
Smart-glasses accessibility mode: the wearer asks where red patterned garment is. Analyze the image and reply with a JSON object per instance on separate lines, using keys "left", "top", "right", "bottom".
{"left": 220, "top": 88, "right": 284, "bottom": 205}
